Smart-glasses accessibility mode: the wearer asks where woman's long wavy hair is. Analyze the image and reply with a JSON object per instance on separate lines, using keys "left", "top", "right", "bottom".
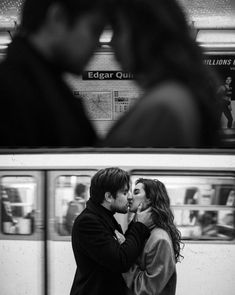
{"left": 136, "top": 178, "right": 183, "bottom": 262}
{"left": 111, "top": 0, "right": 220, "bottom": 146}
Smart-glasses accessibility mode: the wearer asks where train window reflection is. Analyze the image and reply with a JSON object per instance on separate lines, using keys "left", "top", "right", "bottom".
{"left": 131, "top": 175, "right": 235, "bottom": 241}
{"left": 55, "top": 175, "right": 90, "bottom": 236}
{"left": 173, "top": 208, "right": 234, "bottom": 240}
{"left": 0, "top": 176, "right": 36, "bottom": 235}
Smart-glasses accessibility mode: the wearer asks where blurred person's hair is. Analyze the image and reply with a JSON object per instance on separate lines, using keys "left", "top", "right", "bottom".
{"left": 111, "top": 0, "right": 221, "bottom": 146}
{"left": 20, "top": 0, "right": 109, "bottom": 33}
{"left": 136, "top": 178, "right": 183, "bottom": 262}
{"left": 90, "top": 167, "right": 130, "bottom": 204}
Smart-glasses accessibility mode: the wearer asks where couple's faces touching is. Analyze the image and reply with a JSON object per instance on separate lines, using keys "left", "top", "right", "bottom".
{"left": 46, "top": 4, "right": 133, "bottom": 75}
{"left": 110, "top": 182, "right": 150, "bottom": 214}
{"left": 110, "top": 184, "right": 130, "bottom": 214}
{"left": 129, "top": 182, "right": 151, "bottom": 212}
{"left": 59, "top": 12, "right": 105, "bottom": 74}
{"left": 46, "top": 4, "right": 106, "bottom": 74}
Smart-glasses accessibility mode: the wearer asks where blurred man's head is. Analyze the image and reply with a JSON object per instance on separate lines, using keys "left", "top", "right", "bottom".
{"left": 20, "top": 0, "right": 108, "bottom": 74}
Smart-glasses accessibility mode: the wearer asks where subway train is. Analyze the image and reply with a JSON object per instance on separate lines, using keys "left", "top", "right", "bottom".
{"left": 0, "top": 149, "right": 235, "bottom": 295}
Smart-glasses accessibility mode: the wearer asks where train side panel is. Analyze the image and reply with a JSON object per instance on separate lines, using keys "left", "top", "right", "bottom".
{"left": 0, "top": 151, "right": 235, "bottom": 295}
{"left": 0, "top": 171, "right": 45, "bottom": 295}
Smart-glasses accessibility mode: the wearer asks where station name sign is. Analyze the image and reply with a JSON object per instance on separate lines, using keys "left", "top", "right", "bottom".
{"left": 82, "top": 71, "right": 135, "bottom": 80}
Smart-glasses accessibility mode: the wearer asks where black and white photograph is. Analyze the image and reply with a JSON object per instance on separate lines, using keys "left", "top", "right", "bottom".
{"left": 0, "top": 1, "right": 235, "bottom": 295}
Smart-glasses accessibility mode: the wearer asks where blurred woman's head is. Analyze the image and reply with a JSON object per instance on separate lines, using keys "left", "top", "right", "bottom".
{"left": 110, "top": 0, "right": 220, "bottom": 146}
{"left": 130, "top": 178, "right": 182, "bottom": 262}
{"left": 111, "top": 0, "right": 203, "bottom": 87}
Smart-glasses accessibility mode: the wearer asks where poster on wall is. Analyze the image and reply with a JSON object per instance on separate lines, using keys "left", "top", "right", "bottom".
{"left": 74, "top": 91, "right": 112, "bottom": 120}
{"left": 204, "top": 55, "right": 235, "bottom": 129}
{"left": 113, "top": 91, "right": 141, "bottom": 120}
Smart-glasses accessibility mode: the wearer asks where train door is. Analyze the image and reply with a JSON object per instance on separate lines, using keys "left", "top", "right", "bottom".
{"left": 47, "top": 170, "right": 97, "bottom": 295}
{"left": 130, "top": 171, "right": 235, "bottom": 295}
{"left": 0, "top": 170, "right": 45, "bottom": 295}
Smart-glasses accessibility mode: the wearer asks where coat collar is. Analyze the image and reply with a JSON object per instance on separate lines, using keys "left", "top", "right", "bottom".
{"left": 7, "top": 35, "right": 62, "bottom": 75}
{"left": 86, "top": 199, "right": 123, "bottom": 234}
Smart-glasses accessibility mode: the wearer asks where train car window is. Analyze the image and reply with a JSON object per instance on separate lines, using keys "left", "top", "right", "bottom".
{"left": 0, "top": 176, "right": 36, "bottom": 235}
{"left": 130, "top": 174, "right": 235, "bottom": 241}
{"left": 54, "top": 175, "right": 91, "bottom": 236}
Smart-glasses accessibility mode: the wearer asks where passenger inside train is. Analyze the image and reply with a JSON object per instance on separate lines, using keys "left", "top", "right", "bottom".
{"left": 103, "top": 0, "right": 221, "bottom": 148}
{"left": 65, "top": 183, "right": 87, "bottom": 234}
{"left": 1, "top": 188, "right": 18, "bottom": 232}
{"left": 1, "top": 185, "right": 34, "bottom": 235}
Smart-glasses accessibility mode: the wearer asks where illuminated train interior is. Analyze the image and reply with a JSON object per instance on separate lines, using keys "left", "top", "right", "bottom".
{"left": 0, "top": 1, "right": 235, "bottom": 295}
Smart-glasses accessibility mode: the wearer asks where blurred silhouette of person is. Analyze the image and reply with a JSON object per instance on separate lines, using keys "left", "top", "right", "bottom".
{"left": 4, "top": 187, "right": 23, "bottom": 217}
{"left": 217, "top": 76, "right": 233, "bottom": 128}
{"left": 198, "top": 211, "right": 217, "bottom": 237}
{"left": 103, "top": 0, "right": 220, "bottom": 148}
{"left": 0, "top": 0, "right": 109, "bottom": 147}
{"left": 184, "top": 187, "right": 199, "bottom": 225}
{"left": 65, "top": 183, "right": 87, "bottom": 233}
{"left": 1, "top": 189, "right": 18, "bottom": 230}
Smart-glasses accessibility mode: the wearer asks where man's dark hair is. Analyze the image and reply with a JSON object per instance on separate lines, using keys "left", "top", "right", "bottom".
{"left": 90, "top": 167, "right": 130, "bottom": 204}
{"left": 20, "top": 0, "right": 108, "bottom": 33}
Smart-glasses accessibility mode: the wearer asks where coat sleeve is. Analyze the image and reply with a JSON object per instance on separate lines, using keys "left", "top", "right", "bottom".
{"left": 123, "top": 238, "right": 176, "bottom": 295}
{"left": 74, "top": 215, "right": 150, "bottom": 273}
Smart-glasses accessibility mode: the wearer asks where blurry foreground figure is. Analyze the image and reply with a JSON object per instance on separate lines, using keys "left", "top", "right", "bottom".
{"left": 0, "top": 0, "right": 108, "bottom": 147}
{"left": 124, "top": 178, "right": 183, "bottom": 295}
{"left": 104, "top": 0, "right": 220, "bottom": 147}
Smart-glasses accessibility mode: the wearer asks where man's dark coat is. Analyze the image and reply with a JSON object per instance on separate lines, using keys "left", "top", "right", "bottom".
{"left": 70, "top": 200, "right": 150, "bottom": 295}
{"left": 0, "top": 36, "right": 97, "bottom": 147}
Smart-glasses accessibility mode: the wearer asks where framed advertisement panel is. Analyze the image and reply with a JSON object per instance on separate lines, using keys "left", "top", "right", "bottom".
{"left": 203, "top": 53, "right": 235, "bottom": 147}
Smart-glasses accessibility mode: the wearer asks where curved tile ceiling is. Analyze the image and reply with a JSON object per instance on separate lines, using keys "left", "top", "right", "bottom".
{"left": 178, "top": 0, "right": 235, "bottom": 28}
{"left": 0, "top": 0, "right": 235, "bottom": 28}
{"left": 0, "top": 0, "right": 22, "bottom": 26}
